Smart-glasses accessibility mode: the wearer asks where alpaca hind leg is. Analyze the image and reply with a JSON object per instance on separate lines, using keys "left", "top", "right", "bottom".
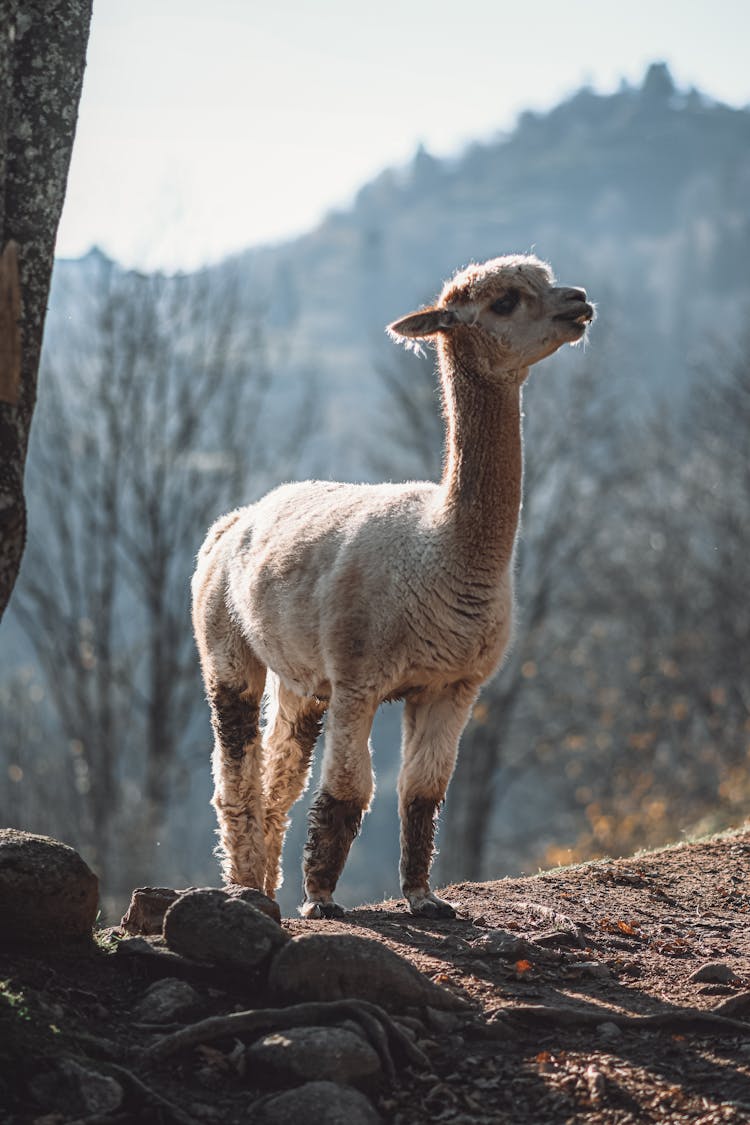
{"left": 207, "top": 656, "right": 268, "bottom": 889}
{"left": 301, "top": 690, "right": 377, "bottom": 919}
{"left": 262, "top": 680, "right": 326, "bottom": 899}
{"left": 398, "top": 682, "right": 478, "bottom": 918}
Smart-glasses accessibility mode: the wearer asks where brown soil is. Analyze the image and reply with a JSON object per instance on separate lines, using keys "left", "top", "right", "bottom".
{"left": 3, "top": 827, "right": 750, "bottom": 1124}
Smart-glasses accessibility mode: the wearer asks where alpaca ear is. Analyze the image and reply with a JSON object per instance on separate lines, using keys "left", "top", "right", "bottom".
{"left": 387, "top": 306, "right": 459, "bottom": 340}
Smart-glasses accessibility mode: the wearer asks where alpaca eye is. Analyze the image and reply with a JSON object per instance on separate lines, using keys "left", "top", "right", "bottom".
{"left": 489, "top": 290, "right": 520, "bottom": 316}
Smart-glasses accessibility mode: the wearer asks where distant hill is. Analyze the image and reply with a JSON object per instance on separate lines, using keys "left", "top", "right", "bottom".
{"left": 175, "top": 61, "right": 749, "bottom": 476}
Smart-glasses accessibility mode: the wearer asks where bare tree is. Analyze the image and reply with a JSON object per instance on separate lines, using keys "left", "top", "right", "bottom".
{"left": 0, "top": 0, "right": 92, "bottom": 620}
{"left": 474, "top": 326, "right": 750, "bottom": 873}
{"left": 559, "top": 328, "right": 750, "bottom": 859}
{"left": 9, "top": 257, "right": 311, "bottom": 896}
{"left": 368, "top": 345, "right": 444, "bottom": 483}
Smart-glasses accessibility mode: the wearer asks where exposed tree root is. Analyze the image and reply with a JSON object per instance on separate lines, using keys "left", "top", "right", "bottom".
{"left": 485, "top": 995, "right": 750, "bottom": 1036}
{"left": 712, "top": 992, "right": 750, "bottom": 1019}
{"left": 142, "top": 999, "right": 430, "bottom": 1082}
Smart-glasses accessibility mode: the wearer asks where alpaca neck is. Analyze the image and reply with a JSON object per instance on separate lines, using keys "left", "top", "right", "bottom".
{"left": 437, "top": 348, "right": 525, "bottom": 569}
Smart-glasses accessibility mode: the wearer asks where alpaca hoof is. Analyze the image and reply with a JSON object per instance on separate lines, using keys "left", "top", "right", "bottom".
{"left": 299, "top": 898, "right": 346, "bottom": 919}
{"left": 407, "top": 891, "right": 457, "bottom": 919}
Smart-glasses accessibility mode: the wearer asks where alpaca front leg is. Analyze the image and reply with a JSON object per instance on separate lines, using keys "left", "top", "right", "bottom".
{"left": 398, "top": 683, "right": 478, "bottom": 918}
{"left": 301, "top": 693, "right": 376, "bottom": 918}
{"left": 209, "top": 680, "right": 267, "bottom": 889}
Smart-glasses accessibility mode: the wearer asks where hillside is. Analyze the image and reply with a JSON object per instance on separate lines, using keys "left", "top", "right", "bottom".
{"left": 3, "top": 827, "right": 750, "bottom": 1123}
{"left": 213, "top": 62, "right": 750, "bottom": 474}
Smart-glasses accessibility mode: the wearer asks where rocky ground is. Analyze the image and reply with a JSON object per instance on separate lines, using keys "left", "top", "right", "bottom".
{"left": 3, "top": 826, "right": 750, "bottom": 1124}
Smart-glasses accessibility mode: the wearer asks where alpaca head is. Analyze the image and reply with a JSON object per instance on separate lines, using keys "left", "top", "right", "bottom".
{"left": 388, "top": 254, "right": 594, "bottom": 382}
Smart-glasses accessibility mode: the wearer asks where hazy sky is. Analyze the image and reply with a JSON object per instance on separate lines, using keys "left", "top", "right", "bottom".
{"left": 56, "top": 0, "right": 750, "bottom": 271}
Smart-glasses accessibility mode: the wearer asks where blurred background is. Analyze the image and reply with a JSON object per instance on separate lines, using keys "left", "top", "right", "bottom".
{"left": 1, "top": 1, "right": 749, "bottom": 919}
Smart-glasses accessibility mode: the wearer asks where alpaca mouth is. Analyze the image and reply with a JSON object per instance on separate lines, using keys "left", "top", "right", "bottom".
{"left": 556, "top": 305, "right": 593, "bottom": 344}
{"left": 555, "top": 302, "right": 594, "bottom": 326}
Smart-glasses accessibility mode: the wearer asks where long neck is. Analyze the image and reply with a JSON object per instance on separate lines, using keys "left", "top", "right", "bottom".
{"left": 437, "top": 343, "right": 525, "bottom": 569}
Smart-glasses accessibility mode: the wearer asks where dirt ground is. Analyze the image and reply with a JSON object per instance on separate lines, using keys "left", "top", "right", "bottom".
{"left": 4, "top": 827, "right": 750, "bottom": 1124}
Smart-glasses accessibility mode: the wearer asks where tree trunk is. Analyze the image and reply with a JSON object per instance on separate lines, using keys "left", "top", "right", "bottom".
{"left": 0, "top": 0, "right": 92, "bottom": 620}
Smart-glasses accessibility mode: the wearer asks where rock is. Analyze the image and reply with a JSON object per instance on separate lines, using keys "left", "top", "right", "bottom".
{"left": 596, "top": 1020, "right": 622, "bottom": 1039}
{"left": 268, "top": 933, "right": 467, "bottom": 1012}
{"left": 122, "top": 887, "right": 181, "bottom": 934}
{"left": 226, "top": 885, "right": 282, "bottom": 925}
{"left": 247, "top": 1025, "right": 381, "bottom": 1087}
{"left": 690, "top": 961, "right": 740, "bottom": 984}
{"left": 122, "top": 884, "right": 281, "bottom": 934}
{"left": 0, "top": 829, "right": 98, "bottom": 946}
{"left": 116, "top": 934, "right": 230, "bottom": 987}
{"left": 424, "top": 1006, "right": 463, "bottom": 1033}
{"left": 31, "top": 1060, "right": 122, "bottom": 1117}
{"left": 471, "top": 929, "right": 530, "bottom": 959}
{"left": 253, "top": 1080, "right": 382, "bottom": 1124}
{"left": 132, "top": 977, "right": 202, "bottom": 1023}
{"left": 163, "top": 889, "right": 288, "bottom": 969}
{"left": 59, "top": 1060, "right": 123, "bottom": 1116}
{"left": 532, "top": 928, "right": 581, "bottom": 948}
{"left": 573, "top": 960, "right": 611, "bottom": 979}
{"left": 116, "top": 934, "right": 184, "bottom": 962}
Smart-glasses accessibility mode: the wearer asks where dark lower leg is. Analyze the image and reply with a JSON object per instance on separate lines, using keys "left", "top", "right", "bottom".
{"left": 302, "top": 789, "right": 363, "bottom": 912}
{"left": 399, "top": 796, "right": 439, "bottom": 896}
{"left": 209, "top": 683, "right": 266, "bottom": 887}
{"left": 210, "top": 682, "right": 260, "bottom": 754}
{"left": 399, "top": 796, "right": 455, "bottom": 916}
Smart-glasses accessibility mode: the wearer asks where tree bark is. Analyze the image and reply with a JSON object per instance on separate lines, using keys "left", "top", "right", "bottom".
{"left": 0, "top": 0, "right": 92, "bottom": 620}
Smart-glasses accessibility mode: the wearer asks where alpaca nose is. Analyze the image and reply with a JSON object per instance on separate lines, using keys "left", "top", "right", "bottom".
{"left": 559, "top": 287, "right": 588, "bottom": 302}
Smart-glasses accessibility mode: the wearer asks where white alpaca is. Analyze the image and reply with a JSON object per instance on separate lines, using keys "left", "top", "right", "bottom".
{"left": 192, "top": 254, "right": 593, "bottom": 918}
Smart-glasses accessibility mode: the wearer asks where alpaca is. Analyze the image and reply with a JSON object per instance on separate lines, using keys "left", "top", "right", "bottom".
{"left": 192, "top": 254, "right": 593, "bottom": 919}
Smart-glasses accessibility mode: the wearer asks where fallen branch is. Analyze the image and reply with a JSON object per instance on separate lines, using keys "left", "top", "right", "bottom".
{"left": 105, "top": 1062, "right": 203, "bottom": 1125}
{"left": 142, "top": 999, "right": 429, "bottom": 1082}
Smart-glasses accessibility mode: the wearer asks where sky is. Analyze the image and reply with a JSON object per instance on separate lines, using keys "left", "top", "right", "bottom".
{"left": 56, "top": 0, "right": 750, "bottom": 272}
